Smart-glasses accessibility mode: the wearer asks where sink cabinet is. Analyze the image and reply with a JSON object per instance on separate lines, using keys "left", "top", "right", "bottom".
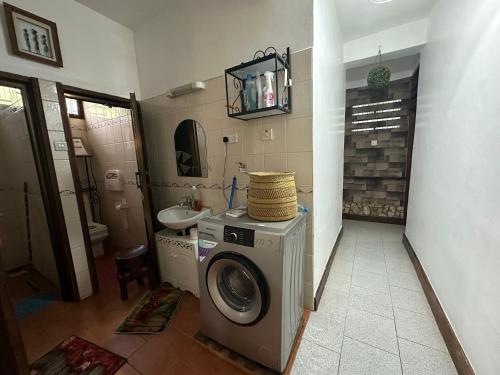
{"left": 155, "top": 229, "right": 199, "bottom": 297}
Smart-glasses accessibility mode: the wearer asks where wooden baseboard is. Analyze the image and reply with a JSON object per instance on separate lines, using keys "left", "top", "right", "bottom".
{"left": 402, "top": 234, "right": 475, "bottom": 375}
{"left": 313, "top": 227, "right": 343, "bottom": 311}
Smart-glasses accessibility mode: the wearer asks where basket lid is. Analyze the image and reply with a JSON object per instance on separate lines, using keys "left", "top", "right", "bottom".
{"left": 248, "top": 171, "right": 295, "bottom": 177}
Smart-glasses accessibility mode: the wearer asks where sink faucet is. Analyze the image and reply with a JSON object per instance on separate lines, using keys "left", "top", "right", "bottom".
{"left": 179, "top": 196, "right": 193, "bottom": 209}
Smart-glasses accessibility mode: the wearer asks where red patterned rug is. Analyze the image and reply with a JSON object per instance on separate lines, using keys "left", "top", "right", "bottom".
{"left": 115, "top": 283, "right": 185, "bottom": 334}
{"left": 29, "top": 335, "right": 125, "bottom": 375}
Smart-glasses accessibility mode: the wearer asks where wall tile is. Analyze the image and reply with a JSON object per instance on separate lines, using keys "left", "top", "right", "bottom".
{"left": 305, "top": 254, "right": 314, "bottom": 285}
{"left": 288, "top": 80, "right": 312, "bottom": 119}
{"left": 76, "top": 269, "right": 92, "bottom": 299}
{"left": 71, "top": 245, "right": 88, "bottom": 274}
{"left": 264, "top": 153, "right": 287, "bottom": 172}
{"left": 43, "top": 101, "right": 63, "bottom": 131}
{"left": 124, "top": 141, "right": 136, "bottom": 161}
{"left": 242, "top": 120, "right": 263, "bottom": 155}
{"left": 292, "top": 48, "right": 313, "bottom": 83}
{"left": 66, "top": 218, "right": 85, "bottom": 249}
{"left": 304, "top": 281, "right": 314, "bottom": 310}
{"left": 53, "top": 160, "right": 75, "bottom": 191}
{"left": 262, "top": 116, "right": 286, "bottom": 154}
{"left": 287, "top": 152, "right": 313, "bottom": 186}
{"left": 287, "top": 116, "right": 312, "bottom": 152}
{"left": 38, "top": 79, "right": 59, "bottom": 102}
{"left": 61, "top": 195, "right": 79, "bottom": 222}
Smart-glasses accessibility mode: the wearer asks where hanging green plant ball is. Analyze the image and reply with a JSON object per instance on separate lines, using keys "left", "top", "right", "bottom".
{"left": 367, "top": 66, "right": 391, "bottom": 89}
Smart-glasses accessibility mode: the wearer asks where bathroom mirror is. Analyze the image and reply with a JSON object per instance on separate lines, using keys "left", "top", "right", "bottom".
{"left": 174, "top": 119, "right": 208, "bottom": 177}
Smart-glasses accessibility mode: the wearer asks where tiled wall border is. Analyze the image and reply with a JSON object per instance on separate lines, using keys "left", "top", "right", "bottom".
{"left": 150, "top": 181, "right": 313, "bottom": 194}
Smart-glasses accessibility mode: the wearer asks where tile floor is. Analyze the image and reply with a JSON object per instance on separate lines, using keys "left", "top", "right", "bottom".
{"left": 292, "top": 220, "right": 458, "bottom": 375}
{"left": 16, "top": 253, "right": 308, "bottom": 374}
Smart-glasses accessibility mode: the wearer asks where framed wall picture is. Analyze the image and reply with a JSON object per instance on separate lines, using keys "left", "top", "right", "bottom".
{"left": 3, "top": 3, "right": 63, "bottom": 67}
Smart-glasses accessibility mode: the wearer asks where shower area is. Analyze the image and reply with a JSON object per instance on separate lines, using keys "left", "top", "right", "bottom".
{"left": 0, "top": 84, "right": 59, "bottom": 315}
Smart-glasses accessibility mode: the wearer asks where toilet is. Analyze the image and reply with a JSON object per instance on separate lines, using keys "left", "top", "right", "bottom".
{"left": 83, "top": 194, "right": 109, "bottom": 257}
{"left": 87, "top": 221, "right": 109, "bottom": 258}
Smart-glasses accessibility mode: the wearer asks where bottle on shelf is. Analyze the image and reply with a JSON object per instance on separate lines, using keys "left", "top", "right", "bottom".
{"left": 263, "top": 71, "right": 275, "bottom": 107}
{"left": 244, "top": 74, "right": 257, "bottom": 111}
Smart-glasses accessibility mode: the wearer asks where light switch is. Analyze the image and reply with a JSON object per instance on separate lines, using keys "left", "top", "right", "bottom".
{"left": 261, "top": 128, "right": 274, "bottom": 141}
{"left": 371, "top": 139, "right": 378, "bottom": 146}
{"left": 53, "top": 140, "right": 68, "bottom": 151}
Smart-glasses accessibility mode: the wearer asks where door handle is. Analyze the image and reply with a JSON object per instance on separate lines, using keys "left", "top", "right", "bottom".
{"left": 135, "top": 172, "right": 142, "bottom": 189}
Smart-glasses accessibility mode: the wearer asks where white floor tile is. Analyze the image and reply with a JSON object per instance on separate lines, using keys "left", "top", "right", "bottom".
{"left": 394, "top": 308, "right": 447, "bottom": 352}
{"left": 351, "top": 270, "right": 390, "bottom": 294}
{"left": 344, "top": 308, "right": 399, "bottom": 355}
{"left": 398, "top": 338, "right": 457, "bottom": 375}
{"left": 292, "top": 338, "right": 340, "bottom": 375}
{"left": 356, "top": 238, "right": 383, "bottom": 250}
{"left": 305, "top": 220, "right": 459, "bottom": 375}
{"left": 326, "top": 272, "right": 352, "bottom": 293}
{"left": 332, "top": 258, "right": 354, "bottom": 277}
{"left": 339, "top": 337, "right": 402, "bottom": 375}
{"left": 353, "top": 257, "right": 387, "bottom": 276}
{"left": 355, "top": 246, "right": 385, "bottom": 262}
{"left": 387, "top": 269, "right": 422, "bottom": 291}
{"left": 308, "top": 291, "right": 348, "bottom": 353}
{"left": 390, "top": 286, "right": 433, "bottom": 316}
{"left": 336, "top": 243, "right": 356, "bottom": 262}
{"left": 349, "top": 285, "right": 394, "bottom": 319}
{"left": 386, "top": 257, "right": 415, "bottom": 274}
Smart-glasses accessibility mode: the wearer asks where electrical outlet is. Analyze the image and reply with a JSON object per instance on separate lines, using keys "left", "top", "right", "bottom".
{"left": 261, "top": 128, "right": 274, "bottom": 141}
{"left": 371, "top": 139, "right": 378, "bottom": 146}
{"left": 224, "top": 134, "right": 238, "bottom": 143}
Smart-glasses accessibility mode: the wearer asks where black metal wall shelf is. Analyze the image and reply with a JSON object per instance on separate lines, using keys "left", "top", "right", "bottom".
{"left": 225, "top": 47, "right": 292, "bottom": 121}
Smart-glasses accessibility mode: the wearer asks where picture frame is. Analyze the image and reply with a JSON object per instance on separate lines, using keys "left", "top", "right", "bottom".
{"left": 3, "top": 3, "right": 63, "bottom": 67}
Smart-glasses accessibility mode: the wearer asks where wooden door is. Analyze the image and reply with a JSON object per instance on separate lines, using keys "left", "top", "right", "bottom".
{"left": 130, "top": 93, "right": 159, "bottom": 284}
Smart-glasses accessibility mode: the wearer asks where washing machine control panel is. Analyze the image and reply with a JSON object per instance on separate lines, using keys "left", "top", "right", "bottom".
{"left": 224, "top": 226, "right": 255, "bottom": 247}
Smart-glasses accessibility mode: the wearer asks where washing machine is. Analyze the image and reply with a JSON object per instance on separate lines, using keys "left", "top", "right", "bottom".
{"left": 197, "top": 211, "right": 307, "bottom": 372}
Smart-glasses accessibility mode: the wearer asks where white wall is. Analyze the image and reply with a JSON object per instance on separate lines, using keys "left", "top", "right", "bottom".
{"left": 344, "top": 19, "right": 427, "bottom": 68}
{"left": 0, "top": 0, "right": 140, "bottom": 97}
{"left": 406, "top": 1, "right": 500, "bottom": 374}
{"left": 133, "top": 0, "right": 313, "bottom": 99}
{"left": 312, "top": 0, "right": 345, "bottom": 293}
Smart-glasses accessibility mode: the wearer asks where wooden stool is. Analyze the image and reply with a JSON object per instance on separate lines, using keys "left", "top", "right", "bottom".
{"left": 115, "top": 245, "right": 154, "bottom": 300}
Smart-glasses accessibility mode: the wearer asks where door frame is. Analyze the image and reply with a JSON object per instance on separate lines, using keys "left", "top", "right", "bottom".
{"left": 0, "top": 71, "right": 81, "bottom": 373}
{"left": 60, "top": 85, "right": 159, "bottom": 292}
{"left": 0, "top": 71, "right": 80, "bottom": 301}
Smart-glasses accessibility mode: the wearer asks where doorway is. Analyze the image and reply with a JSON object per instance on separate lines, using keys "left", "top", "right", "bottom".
{"left": 0, "top": 83, "right": 60, "bottom": 314}
{"left": 61, "top": 87, "right": 157, "bottom": 293}
{"left": 342, "top": 55, "right": 419, "bottom": 225}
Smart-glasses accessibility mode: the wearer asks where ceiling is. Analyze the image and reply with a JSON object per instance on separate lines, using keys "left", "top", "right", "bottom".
{"left": 74, "top": 0, "right": 170, "bottom": 29}
{"left": 76, "top": 0, "right": 436, "bottom": 39}
{"left": 335, "top": 0, "right": 436, "bottom": 41}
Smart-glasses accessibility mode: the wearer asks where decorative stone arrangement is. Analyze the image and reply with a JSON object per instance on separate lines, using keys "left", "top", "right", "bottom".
{"left": 343, "top": 200, "right": 404, "bottom": 219}
{"left": 343, "top": 78, "right": 412, "bottom": 221}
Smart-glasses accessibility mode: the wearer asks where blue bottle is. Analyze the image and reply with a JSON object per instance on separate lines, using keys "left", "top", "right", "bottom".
{"left": 244, "top": 74, "right": 257, "bottom": 111}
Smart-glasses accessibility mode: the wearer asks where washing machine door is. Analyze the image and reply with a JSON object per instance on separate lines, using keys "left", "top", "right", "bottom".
{"left": 206, "top": 252, "right": 269, "bottom": 326}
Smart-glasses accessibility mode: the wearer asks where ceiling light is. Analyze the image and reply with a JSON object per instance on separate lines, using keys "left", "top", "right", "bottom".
{"left": 370, "top": 0, "right": 393, "bottom": 4}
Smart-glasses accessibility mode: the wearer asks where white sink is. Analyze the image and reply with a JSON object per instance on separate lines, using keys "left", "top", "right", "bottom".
{"left": 157, "top": 205, "right": 212, "bottom": 230}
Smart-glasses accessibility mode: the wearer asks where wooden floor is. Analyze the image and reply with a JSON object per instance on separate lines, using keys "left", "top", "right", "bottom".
{"left": 14, "top": 254, "right": 309, "bottom": 374}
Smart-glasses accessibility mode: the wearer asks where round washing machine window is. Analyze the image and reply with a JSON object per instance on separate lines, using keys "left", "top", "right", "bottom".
{"left": 206, "top": 252, "right": 269, "bottom": 326}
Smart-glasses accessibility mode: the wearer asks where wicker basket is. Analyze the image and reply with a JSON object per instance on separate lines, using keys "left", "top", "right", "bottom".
{"left": 247, "top": 172, "right": 297, "bottom": 222}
